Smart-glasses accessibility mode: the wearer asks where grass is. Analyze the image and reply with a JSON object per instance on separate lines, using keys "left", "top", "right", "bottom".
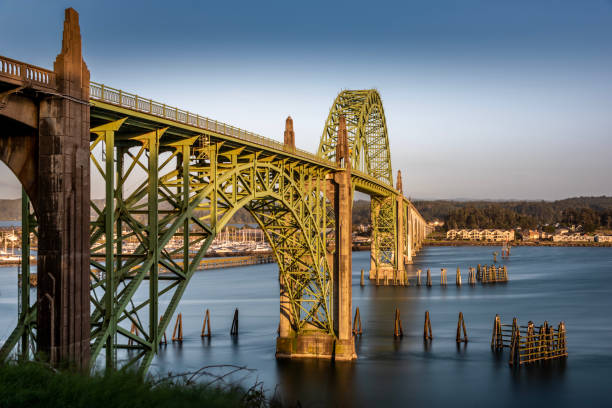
{"left": 0, "top": 362, "right": 279, "bottom": 408}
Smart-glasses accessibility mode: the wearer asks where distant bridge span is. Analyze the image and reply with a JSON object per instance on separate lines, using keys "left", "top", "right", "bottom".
{"left": 0, "top": 9, "right": 426, "bottom": 372}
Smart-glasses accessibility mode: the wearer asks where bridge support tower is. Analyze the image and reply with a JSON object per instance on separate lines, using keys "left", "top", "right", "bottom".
{"left": 275, "top": 116, "right": 356, "bottom": 361}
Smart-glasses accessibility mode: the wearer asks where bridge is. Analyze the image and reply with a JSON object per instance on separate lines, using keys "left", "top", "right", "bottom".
{"left": 0, "top": 9, "right": 426, "bottom": 372}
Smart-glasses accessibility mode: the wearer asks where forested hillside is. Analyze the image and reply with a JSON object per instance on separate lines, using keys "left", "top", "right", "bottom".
{"left": 413, "top": 196, "right": 612, "bottom": 231}
{"left": 2, "top": 197, "right": 611, "bottom": 232}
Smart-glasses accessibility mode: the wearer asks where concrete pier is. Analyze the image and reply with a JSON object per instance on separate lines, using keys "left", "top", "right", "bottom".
{"left": 276, "top": 115, "right": 356, "bottom": 361}
{"left": 38, "top": 9, "right": 91, "bottom": 369}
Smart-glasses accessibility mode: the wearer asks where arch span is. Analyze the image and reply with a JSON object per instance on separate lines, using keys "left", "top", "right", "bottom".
{"left": 87, "top": 125, "right": 336, "bottom": 371}
{"left": 318, "top": 89, "right": 393, "bottom": 186}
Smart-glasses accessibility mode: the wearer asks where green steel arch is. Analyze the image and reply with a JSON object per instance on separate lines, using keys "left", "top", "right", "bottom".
{"left": 318, "top": 90, "right": 393, "bottom": 186}
{"left": 85, "top": 126, "right": 336, "bottom": 372}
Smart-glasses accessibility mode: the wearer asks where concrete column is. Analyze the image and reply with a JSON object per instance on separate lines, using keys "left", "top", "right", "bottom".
{"left": 369, "top": 201, "right": 379, "bottom": 280}
{"left": 283, "top": 116, "right": 295, "bottom": 152}
{"left": 36, "top": 8, "right": 91, "bottom": 369}
{"left": 276, "top": 118, "right": 295, "bottom": 356}
{"left": 395, "top": 171, "right": 405, "bottom": 283}
{"left": 332, "top": 115, "right": 356, "bottom": 360}
{"left": 406, "top": 207, "right": 413, "bottom": 264}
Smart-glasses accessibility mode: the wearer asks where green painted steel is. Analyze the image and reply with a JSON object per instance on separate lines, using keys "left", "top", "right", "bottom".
{"left": 87, "top": 121, "right": 336, "bottom": 371}
{"left": 317, "top": 90, "right": 401, "bottom": 275}
{"left": 318, "top": 90, "right": 393, "bottom": 186}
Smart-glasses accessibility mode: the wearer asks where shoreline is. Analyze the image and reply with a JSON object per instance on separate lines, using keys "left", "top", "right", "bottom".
{"left": 424, "top": 240, "right": 612, "bottom": 248}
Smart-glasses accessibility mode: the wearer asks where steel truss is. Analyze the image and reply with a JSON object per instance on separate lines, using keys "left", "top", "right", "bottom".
{"left": 87, "top": 119, "right": 335, "bottom": 372}
{"left": 317, "top": 90, "right": 402, "bottom": 274}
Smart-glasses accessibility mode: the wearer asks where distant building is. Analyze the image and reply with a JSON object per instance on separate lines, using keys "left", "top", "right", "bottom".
{"left": 523, "top": 230, "right": 540, "bottom": 241}
{"left": 595, "top": 235, "right": 612, "bottom": 243}
{"left": 552, "top": 233, "right": 594, "bottom": 242}
{"left": 446, "top": 229, "right": 514, "bottom": 242}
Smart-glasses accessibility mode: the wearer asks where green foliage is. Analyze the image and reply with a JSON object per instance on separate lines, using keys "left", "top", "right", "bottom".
{"left": 0, "top": 363, "right": 276, "bottom": 408}
{"left": 352, "top": 200, "right": 371, "bottom": 225}
{"left": 412, "top": 196, "right": 612, "bottom": 230}
{"left": 443, "top": 206, "right": 537, "bottom": 230}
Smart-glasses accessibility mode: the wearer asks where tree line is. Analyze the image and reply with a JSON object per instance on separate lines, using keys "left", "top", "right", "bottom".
{"left": 413, "top": 196, "right": 612, "bottom": 232}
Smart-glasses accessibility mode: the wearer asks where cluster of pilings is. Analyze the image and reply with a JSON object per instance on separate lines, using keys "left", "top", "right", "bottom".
{"left": 491, "top": 315, "right": 568, "bottom": 366}
{"left": 361, "top": 266, "right": 508, "bottom": 287}
{"left": 129, "top": 308, "right": 240, "bottom": 345}
{"left": 476, "top": 264, "right": 509, "bottom": 283}
{"left": 352, "top": 308, "right": 468, "bottom": 343}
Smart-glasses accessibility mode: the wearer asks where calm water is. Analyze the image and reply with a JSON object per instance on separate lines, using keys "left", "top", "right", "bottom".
{"left": 1, "top": 246, "right": 611, "bottom": 407}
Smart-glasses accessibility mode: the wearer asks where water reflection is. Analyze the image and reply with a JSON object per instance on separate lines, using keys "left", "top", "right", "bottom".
{"left": 275, "top": 359, "right": 356, "bottom": 407}
{"left": 0, "top": 247, "right": 610, "bottom": 406}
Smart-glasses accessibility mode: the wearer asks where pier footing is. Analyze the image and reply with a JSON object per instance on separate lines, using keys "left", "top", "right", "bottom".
{"left": 275, "top": 333, "right": 356, "bottom": 361}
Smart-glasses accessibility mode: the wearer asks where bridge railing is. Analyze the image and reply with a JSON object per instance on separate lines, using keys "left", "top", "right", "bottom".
{"left": 90, "top": 82, "right": 335, "bottom": 167}
{"left": 0, "top": 55, "right": 55, "bottom": 88}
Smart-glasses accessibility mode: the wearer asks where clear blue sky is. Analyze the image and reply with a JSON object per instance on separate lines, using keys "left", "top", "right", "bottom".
{"left": 1, "top": 0, "right": 611, "bottom": 200}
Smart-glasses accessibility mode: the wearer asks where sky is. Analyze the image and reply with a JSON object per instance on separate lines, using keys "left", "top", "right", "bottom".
{"left": 1, "top": 0, "right": 611, "bottom": 200}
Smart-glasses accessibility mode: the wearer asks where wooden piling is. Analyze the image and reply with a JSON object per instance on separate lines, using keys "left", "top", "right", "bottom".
{"left": 477, "top": 264, "right": 482, "bottom": 280}
{"left": 201, "top": 309, "right": 211, "bottom": 338}
{"left": 417, "top": 269, "right": 422, "bottom": 286}
{"left": 456, "top": 267, "right": 462, "bottom": 287}
{"left": 360, "top": 269, "right": 365, "bottom": 287}
{"left": 404, "top": 270, "right": 409, "bottom": 287}
{"left": 440, "top": 268, "right": 447, "bottom": 286}
{"left": 394, "top": 308, "right": 403, "bottom": 338}
{"left": 128, "top": 322, "right": 139, "bottom": 346}
{"left": 353, "top": 307, "right": 362, "bottom": 335}
{"left": 424, "top": 310, "right": 433, "bottom": 340}
{"left": 172, "top": 313, "right": 183, "bottom": 342}
{"left": 456, "top": 312, "right": 468, "bottom": 343}
{"left": 159, "top": 316, "right": 167, "bottom": 345}
{"left": 230, "top": 308, "right": 239, "bottom": 336}
{"left": 491, "top": 314, "right": 503, "bottom": 350}
{"left": 427, "top": 269, "right": 432, "bottom": 287}
{"left": 469, "top": 267, "right": 476, "bottom": 285}
{"left": 493, "top": 251, "right": 498, "bottom": 263}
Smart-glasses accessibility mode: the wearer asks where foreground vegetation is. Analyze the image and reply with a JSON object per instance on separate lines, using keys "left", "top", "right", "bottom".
{"left": 0, "top": 363, "right": 281, "bottom": 408}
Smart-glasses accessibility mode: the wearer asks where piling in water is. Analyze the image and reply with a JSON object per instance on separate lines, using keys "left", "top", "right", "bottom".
{"left": 404, "top": 270, "right": 409, "bottom": 287}
{"left": 394, "top": 308, "right": 403, "bottom": 338}
{"left": 201, "top": 309, "right": 211, "bottom": 338}
{"left": 353, "top": 307, "right": 362, "bottom": 335}
{"left": 159, "top": 316, "right": 167, "bottom": 345}
{"left": 456, "top": 267, "right": 462, "bottom": 286}
{"left": 172, "top": 313, "right": 183, "bottom": 342}
{"left": 424, "top": 310, "right": 433, "bottom": 340}
{"left": 491, "top": 314, "right": 503, "bottom": 350}
{"left": 230, "top": 308, "right": 239, "bottom": 336}
{"left": 506, "top": 318, "right": 568, "bottom": 366}
{"left": 128, "top": 323, "right": 139, "bottom": 346}
{"left": 360, "top": 269, "right": 365, "bottom": 287}
{"left": 469, "top": 267, "right": 476, "bottom": 285}
{"left": 427, "top": 269, "right": 432, "bottom": 287}
{"left": 417, "top": 269, "right": 422, "bottom": 286}
{"left": 456, "top": 312, "right": 468, "bottom": 343}
{"left": 440, "top": 268, "right": 447, "bottom": 286}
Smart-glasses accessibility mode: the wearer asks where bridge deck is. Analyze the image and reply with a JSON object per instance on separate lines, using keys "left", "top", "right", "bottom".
{"left": 1, "top": 54, "right": 421, "bottom": 205}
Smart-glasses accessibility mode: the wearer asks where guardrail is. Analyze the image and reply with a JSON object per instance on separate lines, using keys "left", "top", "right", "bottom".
{"left": 90, "top": 82, "right": 336, "bottom": 167}
{"left": 0, "top": 55, "right": 55, "bottom": 88}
